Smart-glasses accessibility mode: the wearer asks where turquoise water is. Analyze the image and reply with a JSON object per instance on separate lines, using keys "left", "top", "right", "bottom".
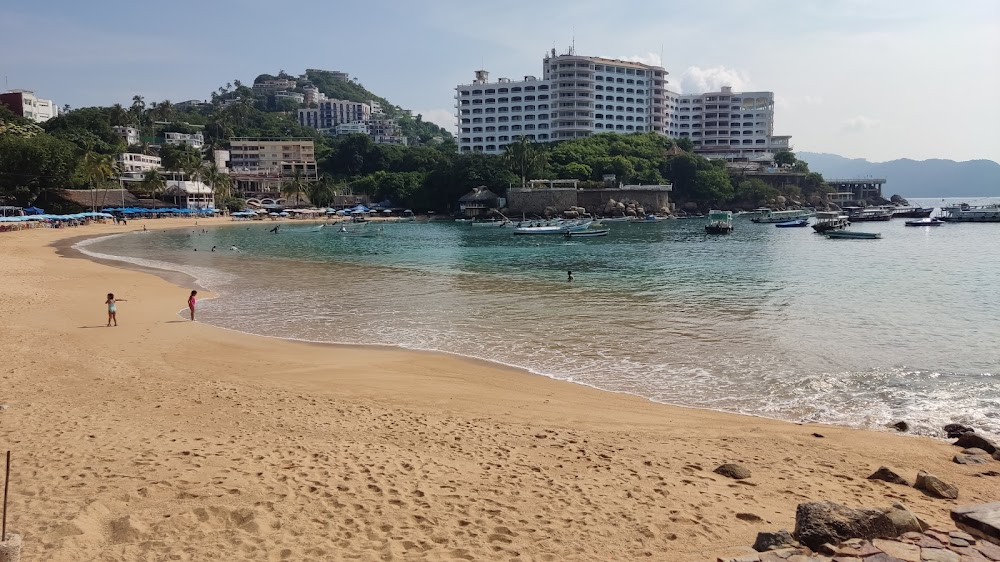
{"left": 81, "top": 198, "right": 1000, "bottom": 437}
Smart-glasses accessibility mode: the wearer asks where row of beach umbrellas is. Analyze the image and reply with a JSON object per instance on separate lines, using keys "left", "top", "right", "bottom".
{"left": 101, "top": 207, "right": 219, "bottom": 215}
{"left": 0, "top": 212, "right": 114, "bottom": 223}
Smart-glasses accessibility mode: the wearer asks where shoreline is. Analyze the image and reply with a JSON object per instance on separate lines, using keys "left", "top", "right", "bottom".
{"left": 1, "top": 219, "right": 995, "bottom": 561}
{"left": 63, "top": 226, "right": 922, "bottom": 438}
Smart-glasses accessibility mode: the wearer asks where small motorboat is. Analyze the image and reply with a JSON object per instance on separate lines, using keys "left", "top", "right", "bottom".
{"left": 904, "top": 218, "right": 943, "bottom": 227}
{"left": 704, "top": 210, "right": 734, "bottom": 234}
{"left": 564, "top": 229, "right": 609, "bottom": 238}
{"left": 825, "top": 231, "right": 881, "bottom": 240}
{"left": 775, "top": 219, "right": 809, "bottom": 228}
{"left": 630, "top": 214, "right": 663, "bottom": 223}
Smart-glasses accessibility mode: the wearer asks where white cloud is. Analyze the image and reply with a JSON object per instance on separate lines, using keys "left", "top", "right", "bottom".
{"left": 803, "top": 95, "right": 824, "bottom": 105}
{"left": 415, "top": 108, "right": 456, "bottom": 133}
{"left": 842, "top": 115, "right": 880, "bottom": 132}
{"left": 678, "top": 66, "right": 753, "bottom": 94}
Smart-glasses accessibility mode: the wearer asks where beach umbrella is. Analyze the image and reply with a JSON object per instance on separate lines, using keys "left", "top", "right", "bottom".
{"left": 23, "top": 206, "right": 45, "bottom": 215}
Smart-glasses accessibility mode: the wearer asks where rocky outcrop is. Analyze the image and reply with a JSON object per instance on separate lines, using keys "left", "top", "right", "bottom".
{"left": 888, "top": 421, "right": 909, "bottom": 432}
{"left": 867, "top": 466, "right": 909, "bottom": 486}
{"left": 943, "top": 423, "right": 974, "bottom": 438}
{"left": 792, "top": 501, "right": 897, "bottom": 550}
{"left": 751, "top": 529, "right": 796, "bottom": 552}
{"left": 714, "top": 463, "right": 752, "bottom": 480}
{"left": 953, "top": 432, "right": 997, "bottom": 454}
{"left": 915, "top": 471, "right": 959, "bottom": 499}
{"left": 881, "top": 502, "right": 925, "bottom": 535}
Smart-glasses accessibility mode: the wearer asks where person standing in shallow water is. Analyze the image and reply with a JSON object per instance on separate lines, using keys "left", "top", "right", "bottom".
{"left": 188, "top": 290, "right": 198, "bottom": 321}
{"left": 567, "top": 271, "right": 574, "bottom": 282}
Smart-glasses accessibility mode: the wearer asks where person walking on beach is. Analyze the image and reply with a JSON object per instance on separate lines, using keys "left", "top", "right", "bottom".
{"left": 105, "top": 293, "right": 126, "bottom": 326}
{"left": 188, "top": 290, "right": 198, "bottom": 321}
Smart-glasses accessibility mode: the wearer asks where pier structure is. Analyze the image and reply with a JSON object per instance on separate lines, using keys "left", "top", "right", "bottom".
{"left": 825, "top": 178, "right": 886, "bottom": 201}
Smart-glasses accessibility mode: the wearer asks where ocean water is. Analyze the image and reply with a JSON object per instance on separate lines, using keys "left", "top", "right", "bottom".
{"left": 80, "top": 197, "right": 1000, "bottom": 437}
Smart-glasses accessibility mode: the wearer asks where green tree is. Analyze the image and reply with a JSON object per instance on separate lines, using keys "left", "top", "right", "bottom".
{"left": 502, "top": 136, "right": 546, "bottom": 187}
{"left": 561, "top": 162, "right": 593, "bottom": 181}
{"left": 141, "top": 168, "right": 166, "bottom": 198}
{"left": 691, "top": 168, "right": 734, "bottom": 205}
{"left": 0, "top": 134, "right": 80, "bottom": 205}
{"left": 281, "top": 168, "right": 307, "bottom": 205}
{"left": 734, "top": 178, "right": 779, "bottom": 206}
{"left": 774, "top": 150, "right": 796, "bottom": 167}
{"left": 307, "top": 174, "right": 337, "bottom": 207}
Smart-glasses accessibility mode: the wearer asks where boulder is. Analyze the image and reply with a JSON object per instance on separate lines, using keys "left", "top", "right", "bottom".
{"left": 953, "top": 432, "right": 997, "bottom": 454}
{"left": 962, "top": 448, "right": 989, "bottom": 455}
{"left": 752, "top": 529, "right": 796, "bottom": 552}
{"left": 915, "top": 470, "right": 959, "bottom": 499}
{"left": 881, "top": 502, "right": 923, "bottom": 535}
{"left": 889, "top": 421, "right": 909, "bottom": 432}
{"left": 714, "top": 463, "right": 752, "bottom": 480}
{"left": 954, "top": 454, "right": 990, "bottom": 465}
{"left": 944, "top": 423, "right": 975, "bottom": 438}
{"left": 868, "top": 466, "right": 910, "bottom": 486}
{"left": 792, "top": 501, "right": 897, "bottom": 550}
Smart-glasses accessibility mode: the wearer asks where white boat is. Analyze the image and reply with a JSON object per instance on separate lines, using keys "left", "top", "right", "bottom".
{"left": 812, "top": 211, "right": 850, "bottom": 233}
{"left": 470, "top": 218, "right": 512, "bottom": 227}
{"left": 513, "top": 219, "right": 592, "bottom": 235}
{"left": 455, "top": 218, "right": 473, "bottom": 223}
{"left": 905, "top": 218, "right": 943, "bottom": 227}
{"left": 843, "top": 206, "right": 892, "bottom": 222}
{"left": 599, "top": 216, "right": 632, "bottom": 223}
{"left": 629, "top": 214, "right": 663, "bottom": 223}
{"left": 750, "top": 208, "right": 812, "bottom": 224}
{"left": 938, "top": 203, "right": 1000, "bottom": 222}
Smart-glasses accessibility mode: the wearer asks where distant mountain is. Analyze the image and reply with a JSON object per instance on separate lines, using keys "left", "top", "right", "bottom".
{"left": 796, "top": 152, "right": 1000, "bottom": 198}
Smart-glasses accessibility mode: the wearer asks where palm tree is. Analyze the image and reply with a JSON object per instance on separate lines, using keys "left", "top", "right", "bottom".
{"left": 80, "top": 151, "right": 117, "bottom": 210}
{"left": 159, "top": 100, "right": 174, "bottom": 123}
{"left": 503, "top": 136, "right": 546, "bottom": 187}
{"left": 180, "top": 155, "right": 209, "bottom": 209}
{"left": 281, "top": 168, "right": 307, "bottom": 206}
{"left": 142, "top": 168, "right": 166, "bottom": 199}
{"left": 308, "top": 174, "right": 336, "bottom": 208}
{"left": 109, "top": 103, "right": 129, "bottom": 126}
{"left": 203, "top": 162, "right": 233, "bottom": 207}
{"left": 130, "top": 95, "right": 145, "bottom": 129}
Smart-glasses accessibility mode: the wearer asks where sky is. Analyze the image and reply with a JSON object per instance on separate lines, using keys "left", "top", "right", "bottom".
{"left": 1, "top": 0, "right": 998, "bottom": 163}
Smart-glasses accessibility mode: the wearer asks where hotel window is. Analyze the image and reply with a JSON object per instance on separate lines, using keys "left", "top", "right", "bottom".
{"left": 499, "top": 126, "right": 508, "bottom": 131}
{"left": 473, "top": 90, "right": 482, "bottom": 95}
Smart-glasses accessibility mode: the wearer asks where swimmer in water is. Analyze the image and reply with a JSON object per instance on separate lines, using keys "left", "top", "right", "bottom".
{"left": 230, "top": 245, "right": 242, "bottom": 252}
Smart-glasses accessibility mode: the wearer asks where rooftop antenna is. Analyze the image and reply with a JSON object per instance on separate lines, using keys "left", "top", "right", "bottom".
{"left": 570, "top": 27, "right": 576, "bottom": 55}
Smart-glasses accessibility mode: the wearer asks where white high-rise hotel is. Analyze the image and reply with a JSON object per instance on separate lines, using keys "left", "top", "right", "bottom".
{"left": 456, "top": 49, "right": 790, "bottom": 162}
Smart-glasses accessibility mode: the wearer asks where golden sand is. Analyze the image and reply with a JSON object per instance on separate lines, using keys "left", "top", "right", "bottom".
{"left": 0, "top": 218, "right": 992, "bottom": 561}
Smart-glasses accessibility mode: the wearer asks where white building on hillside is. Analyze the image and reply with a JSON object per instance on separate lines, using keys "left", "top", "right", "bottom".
{"left": 454, "top": 48, "right": 788, "bottom": 162}
{"left": 116, "top": 153, "right": 161, "bottom": 173}
{"left": 455, "top": 48, "right": 677, "bottom": 154}
{"left": 676, "top": 86, "right": 790, "bottom": 163}
{"left": 298, "top": 99, "right": 372, "bottom": 134}
{"left": 0, "top": 90, "right": 58, "bottom": 122}
{"left": 275, "top": 90, "right": 305, "bottom": 104}
{"left": 112, "top": 125, "right": 141, "bottom": 146}
{"left": 164, "top": 131, "right": 205, "bottom": 149}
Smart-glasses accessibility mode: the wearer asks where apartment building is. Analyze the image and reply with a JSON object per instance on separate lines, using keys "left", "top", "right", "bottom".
{"left": 116, "top": 153, "right": 162, "bottom": 173}
{"left": 455, "top": 49, "right": 676, "bottom": 154}
{"left": 112, "top": 125, "right": 141, "bottom": 146}
{"left": 252, "top": 78, "right": 296, "bottom": 95}
{"left": 675, "top": 86, "right": 790, "bottom": 162}
{"left": 455, "top": 49, "right": 786, "bottom": 163}
{"left": 0, "top": 89, "right": 58, "bottom": 122}
{"left": 164, "top": 132, "right": 205, "bottom": 150}
{"left": 228, "top": 137, "right": 317, "bottom": 196}
{"left": 298, "top": 99, "right": 372, "bottom": 134}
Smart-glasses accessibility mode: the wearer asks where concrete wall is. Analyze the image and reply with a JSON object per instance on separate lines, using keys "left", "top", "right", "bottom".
{"left": 507, "top": 187, "right": 671, "bottom": 215}
{"left": 506, "top": 188, "right": 578, "bottom": 215}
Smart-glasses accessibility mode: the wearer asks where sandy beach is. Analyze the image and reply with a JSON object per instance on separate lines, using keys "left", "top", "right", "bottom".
{"left": 0, "top": 218, "right": 994, "bottom": 561}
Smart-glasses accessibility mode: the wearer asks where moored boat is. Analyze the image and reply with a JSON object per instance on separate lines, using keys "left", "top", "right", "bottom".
{"left": 774, "top": 219, "right": 809, "bottom": 228}
{"left": 513, "top": 219, "right": 592, "bottom": 235}
{"left": 598, "top": 216, "right": 632, "bottom": 223}
{"left": 938, "top": 203, "right": 1000, "bottom": 222}
{"left": 825, "top": 230, "right": 881, "bottom": 239}
{"left": 564, "top": 229, "right": 609, "bottom": 238}
{"left": 629, "top": 214, "right": 663, "bottom": 223}
{"left": 471, "top": 218, "right": 512, "bottom": 227}
{"left": 750, "top": 208, "right": 812, "bottom": 224}
{"left": 811, "top": 211, "right": 850, "bottom": 233}
{"left": 891, "top": 207, "right": 934, "bottom": 218}
{"left": 704, "top": 210, "right": 734, "bottom": 234}
{"left": 843, "top": 206, "right": 892, "bottom": 222}
{"left": 905, "top": 218, "right": 943, "bottom": 227}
